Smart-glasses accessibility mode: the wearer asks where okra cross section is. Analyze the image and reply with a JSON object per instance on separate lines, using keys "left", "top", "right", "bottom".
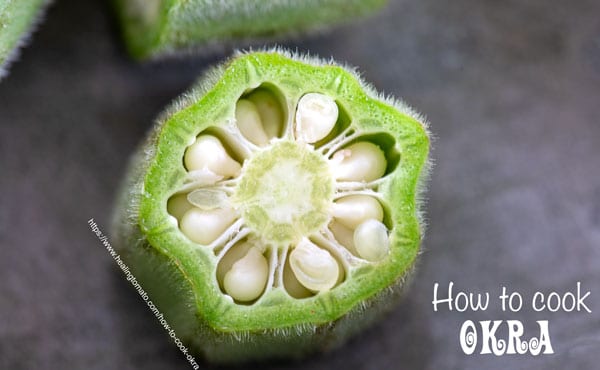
{"left": 112, "top": 51, "right": 430, "bottom": 363}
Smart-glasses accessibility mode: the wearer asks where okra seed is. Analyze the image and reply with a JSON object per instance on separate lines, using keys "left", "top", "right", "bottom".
{"left": 330, "top": 142, "right": 387, "bottom": 182}
{"left": 216, "top": 241, "right": 253, "bottom": 287}
{"left": 295, "top": 93, "right": 338, "bottom": 143}
{"left": 186, "top": 189, "right": 229, "bottom": 210}
{"left": 235, "top": 99, "right": 270, "bottom": 146}
{"left": 180, "top": 207, "right": 237, "bottom": 245}
{"left": 329, "top": 220, "right": 357, "bottom": 254}
{"left": 184, "top": 135, "right": 241, "bottom": 178}
{"left": 167, "top": 193, "right": 193, "bottom": 220}
{"left": 331, "top": 195, "right": 384, "bottom": 229}
{"left": 289, "top": 238, "right": 339, "bottom": 292}
{"left": 354, "top": 219, "right": 389, "bottom": 262}
{"left": 283, "top": 256, "right": 313, "bottom": 299}
{"left": 247, "top": 90, "right": 284, "bottom": 139}
{"left": 223, "top": 247, "right": 269, "bottom": 302}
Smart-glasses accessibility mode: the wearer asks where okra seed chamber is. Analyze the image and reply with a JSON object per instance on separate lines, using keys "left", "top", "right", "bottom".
{"left": 112, "top": 51, "right": 430, "bottom": 363}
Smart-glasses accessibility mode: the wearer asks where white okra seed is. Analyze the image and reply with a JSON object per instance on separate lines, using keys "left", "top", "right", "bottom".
{"left": 247, "top": 90, "right": 283, "bottom": 139}
{"left": 187, "top": 189, "right": 229, "bottom": 210}
{"left": 295, "top": 93, "right": 338, "bottom": 143}
{"left": 331, "top": 195, "right": 384, "bottom": 229}
{"left": 235, "top": 99, "right": 270, "bottom": 146}
{"left": 330, "top": 142, "right": 387, "bottom": 182}
{"left": 180, "top": 207, "right": 237, "bottom": 245}
{"left": 283, "top": 257, "right": 313, "bottom": 298}
{"left": 217, "top": 241, "right": 252, "bottom": 286}
{"left": 289, "top": 238, "right": 339, "bottom": 292}
{"left": 184, "top": 135, "right": 241, "bottom": 178}
{"left": 167, "top": 193, "right": 193, "bottom": 220}
{"left": 353, "top": 219, "right": 389, "bottom": 262}
{"left": 223, "top": 247, "right": 269, "bottom": 302}
{"left": 329, "top": 220, "right": 357, "bottom": 254}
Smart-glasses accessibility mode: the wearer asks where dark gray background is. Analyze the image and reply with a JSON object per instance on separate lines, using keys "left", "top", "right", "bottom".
{"left": 1, "top": 0, "right": 599, "bottom": 369}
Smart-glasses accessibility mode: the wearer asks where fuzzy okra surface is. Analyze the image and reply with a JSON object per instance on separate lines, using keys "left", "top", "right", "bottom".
{"left": 113, "top": 0, "right": 388, "bottom": 59}
{"left": 112, "top": 50, "right": 430, "bottom": 363}
{"left": 0, "top": 0, "right": 48, "bottom": 79}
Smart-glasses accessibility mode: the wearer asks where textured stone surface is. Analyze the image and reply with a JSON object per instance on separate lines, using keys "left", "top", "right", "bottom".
{"left": 1, "top": 0, "right": 599, "bottom": 369}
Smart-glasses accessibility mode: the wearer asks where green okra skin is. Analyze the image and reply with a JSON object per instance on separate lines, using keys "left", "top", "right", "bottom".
{"left": 112, "top": 0, "right": 388, "bottom": 60}
{"left": 111, "top": 49, "right": 430, "bottom": 363}
{"left": 0, "top": 0, "right": 48, "bottom": 80}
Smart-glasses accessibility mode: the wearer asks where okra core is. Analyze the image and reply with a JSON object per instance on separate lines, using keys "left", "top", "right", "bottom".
{"left": 168, "top": 89, "right": 395, "bottom": 303}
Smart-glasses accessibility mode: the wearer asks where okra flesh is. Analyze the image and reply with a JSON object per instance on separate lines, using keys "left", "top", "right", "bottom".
{"left": 112, "top": 51, "right": 429, "bottom": 362}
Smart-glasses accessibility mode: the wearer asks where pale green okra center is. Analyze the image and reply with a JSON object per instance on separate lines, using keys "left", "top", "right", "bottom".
{"left": 233, "top": 141, "right": 334, "bottom": 246}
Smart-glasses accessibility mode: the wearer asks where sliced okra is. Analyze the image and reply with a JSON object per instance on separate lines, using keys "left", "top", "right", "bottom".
{"left": 112, "top": 50, "right": 430, "bottom": 363}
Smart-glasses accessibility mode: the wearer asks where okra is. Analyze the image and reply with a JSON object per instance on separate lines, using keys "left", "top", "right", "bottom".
{"left": 0, "top": 0, "right": 48, "bottom": 80}
{"left": 112, "top": 0, "right": 388, "bottom": 59}
{"left": 112, "top": 50, "right": 430, "bottom": 363}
